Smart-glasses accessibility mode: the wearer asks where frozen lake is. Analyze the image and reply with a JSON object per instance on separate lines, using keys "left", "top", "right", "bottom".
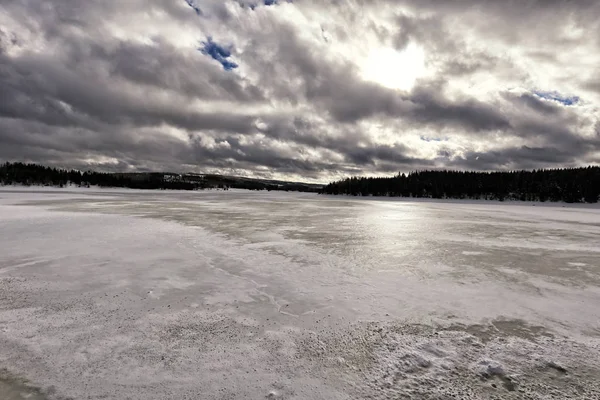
{"left": 1, "top": 188, "right": 599, "bottom": 399}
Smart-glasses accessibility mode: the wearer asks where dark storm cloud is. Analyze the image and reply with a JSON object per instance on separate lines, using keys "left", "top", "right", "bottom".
{"left": 344, "top": 144, "right": 428, "bottom": 166}
{"left": 455, "top": 146, "right": 583, "bottom": 171}
{"left": 0, "top": 52, "right": 260, "bottom": 133}
{"left": 0, "top": 0, "right": 599, "bottom": 180}
{"left": 584, "top": 78, "right": 600, "bottom": 94}
{"left": 98, "top": 40, "right": 264, "bottom": 101}
{"left": 407, "top": 87, "right": 511, "bottom": 132}
{"left": 259, "top": 117, "right": 369, "bottom": 153}
{"left": 190, "top": 136, "right": 332, "bottom": 173}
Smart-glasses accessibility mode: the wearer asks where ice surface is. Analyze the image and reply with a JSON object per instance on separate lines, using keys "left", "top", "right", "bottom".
{"left": 0, "top": 188, "right": 599, "bottom": 399}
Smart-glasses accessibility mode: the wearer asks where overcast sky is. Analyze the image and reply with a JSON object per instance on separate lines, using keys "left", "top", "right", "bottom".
{"left": 1, "top": 0, "right": 599, "bottom": 182}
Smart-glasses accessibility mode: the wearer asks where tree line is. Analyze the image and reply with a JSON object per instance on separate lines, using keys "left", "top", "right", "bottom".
{"left": 0, "top": 162, "right": 320, "bottom": 192}
{"left": 320, "top": 167, "right": 600, "bottom": 203}
{"left": 0, "top": 162, "right": 206, "bottom": 190}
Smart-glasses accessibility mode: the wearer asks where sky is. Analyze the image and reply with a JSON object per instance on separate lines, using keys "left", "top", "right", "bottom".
{"left": 1, "top": 0, "right": 599, "bottom": 183}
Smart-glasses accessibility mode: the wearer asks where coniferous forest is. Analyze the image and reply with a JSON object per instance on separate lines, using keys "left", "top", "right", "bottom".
{"left": 3, "top": 162, "right": 599, "bottom": 203}
{"left": 320, "top": 167, "right": 600, "bottom": 203}
{"left": 0, "top": 162, "right": 320, "bottom": 192}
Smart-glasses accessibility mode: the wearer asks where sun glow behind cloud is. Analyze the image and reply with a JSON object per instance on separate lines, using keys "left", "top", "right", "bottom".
{"left": 360, "top": 43, "right": 426, "bottom": 91}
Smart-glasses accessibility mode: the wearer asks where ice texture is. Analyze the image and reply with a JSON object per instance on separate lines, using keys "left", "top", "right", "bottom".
{"left": 0, "top": 188, "right": 599, "bottom": 399}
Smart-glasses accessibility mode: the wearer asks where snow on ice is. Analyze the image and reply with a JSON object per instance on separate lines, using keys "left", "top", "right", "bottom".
{"left": 0, "top": 188, "right": 599, "bottom": 399}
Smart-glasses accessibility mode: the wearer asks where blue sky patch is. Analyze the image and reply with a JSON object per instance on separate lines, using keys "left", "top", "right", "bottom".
{"left": 533, "top": 90, "right": 580, "bottom": 106}
{"left": 199, "top": 37, "right": 239, "bottom": 71}
{"left": 184, "top": 0, "right": 202, "bottom": 16}
{"left": 420, "top": 136, "right": 447, "bottom": 142}
{"left": 237, "top": 0, "right": 292, "bottom": 10}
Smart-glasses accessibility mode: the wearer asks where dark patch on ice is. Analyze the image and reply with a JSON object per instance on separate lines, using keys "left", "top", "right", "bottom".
{"left": 0, "top": 369, "right": 47, "bottom": 400}
{"left": 544, "top": 361, "right": 568, "bottom": 374}
{"left": 583, "top": 326, "right": 600, "bottom": 338}
{"left": 442, "top": 318, "right": 554, "bottom": 343}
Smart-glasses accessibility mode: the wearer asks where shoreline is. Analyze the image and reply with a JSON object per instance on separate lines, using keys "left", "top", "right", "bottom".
{"left": 2, "top": 185, "right": 599, "bottom": 209}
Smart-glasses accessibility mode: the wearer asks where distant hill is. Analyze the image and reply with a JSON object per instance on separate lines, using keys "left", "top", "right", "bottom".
{"left": 0, "top": 162, "right": 323, "bottom": 193}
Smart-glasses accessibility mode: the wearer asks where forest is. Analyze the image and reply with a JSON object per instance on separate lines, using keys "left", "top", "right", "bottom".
{"left": 4, "top": 162, "right": 599, "bottom": 202}
{"left": 320, "top": 167, "right": 600, "bottom": 203}
{"left": 0, "top": 162, "right": 320, "bottom": 192}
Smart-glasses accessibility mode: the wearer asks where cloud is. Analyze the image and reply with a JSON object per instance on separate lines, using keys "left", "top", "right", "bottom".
{"left": 510, "top": 93, "right": 562, "bottom": 116}
{"left": 0, "top": 0, "right": 599, "bottom": 182}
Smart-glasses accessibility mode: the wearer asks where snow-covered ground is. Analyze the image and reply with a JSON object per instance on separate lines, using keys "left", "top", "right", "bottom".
{"left": 0, "top": 188, "right": 599, "bottom": 399}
